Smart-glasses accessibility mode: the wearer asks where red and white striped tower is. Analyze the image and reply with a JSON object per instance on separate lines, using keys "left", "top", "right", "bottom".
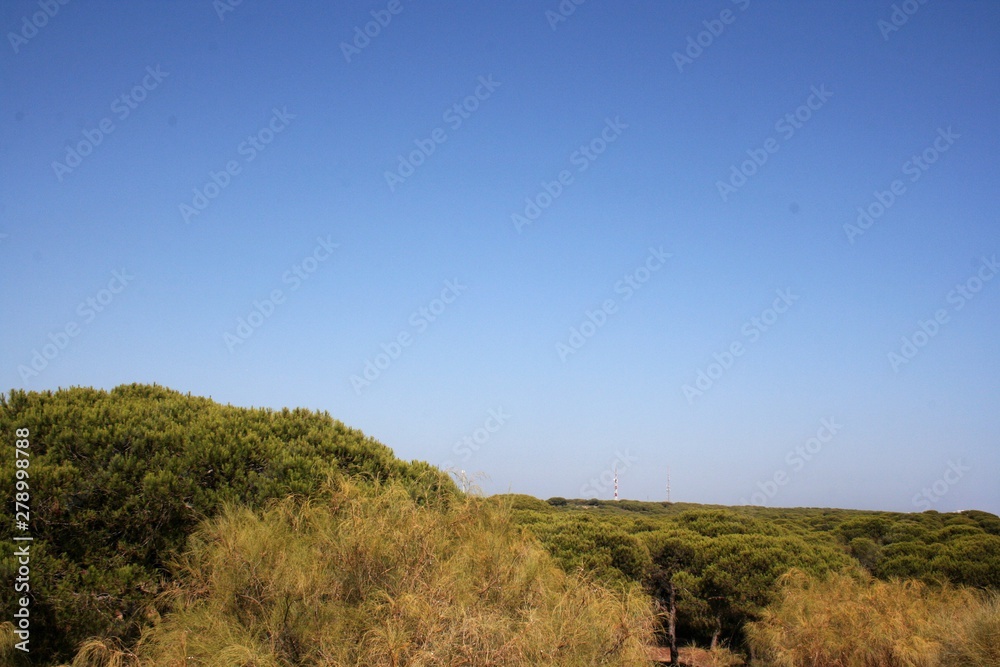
{"left": 614, "top": 465, "right": 619, "bottom": 501}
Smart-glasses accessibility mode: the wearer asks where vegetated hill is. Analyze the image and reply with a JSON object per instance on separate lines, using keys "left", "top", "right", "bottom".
{"left": 507, "top": 495, "right": 1000, "bottom": 653}
{"left": 0, "top": 384, "right": 456, "bottom": 664}
{"left": 3, "top": 385, "right": 998, "bottom": 665}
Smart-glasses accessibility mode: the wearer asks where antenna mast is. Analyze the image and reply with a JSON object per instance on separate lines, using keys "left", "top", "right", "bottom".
{"left": 666, "top": 466, "right": 671, "bottom": 503}
{"left": 614, "top": 465, "right": 619, "bottom": 501}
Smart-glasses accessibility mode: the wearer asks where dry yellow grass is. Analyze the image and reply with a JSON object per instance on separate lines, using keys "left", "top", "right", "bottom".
{"left": 63, "top": 478, "right": 655, "bottom": 667}
{"left": 0, "top": 620, "right": 24, "bottom": 665}
{"left": 746, "top": 568, "right": 1000, "bottom": 667}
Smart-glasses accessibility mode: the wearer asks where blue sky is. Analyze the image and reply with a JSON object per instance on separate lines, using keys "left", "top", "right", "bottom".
{"left": 2, "top": 0, "right": 998, "bottom": 513}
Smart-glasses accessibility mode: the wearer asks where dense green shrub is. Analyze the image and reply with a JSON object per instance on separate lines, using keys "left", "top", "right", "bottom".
{"left": 525, "top": 514, "right": 652, "bottom": 584}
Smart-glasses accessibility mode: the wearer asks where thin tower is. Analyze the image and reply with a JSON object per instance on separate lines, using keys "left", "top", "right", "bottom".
{"left": 614, "top": 465, "right": 619, "bottom": 501}
{"left": 666, "top": 466, "right": 671, "bottom": 503}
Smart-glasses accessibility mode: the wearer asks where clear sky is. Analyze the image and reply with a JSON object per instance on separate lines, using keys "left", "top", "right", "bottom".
{"left": 2, "top": 0, "right": 998, "bottom": 513}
